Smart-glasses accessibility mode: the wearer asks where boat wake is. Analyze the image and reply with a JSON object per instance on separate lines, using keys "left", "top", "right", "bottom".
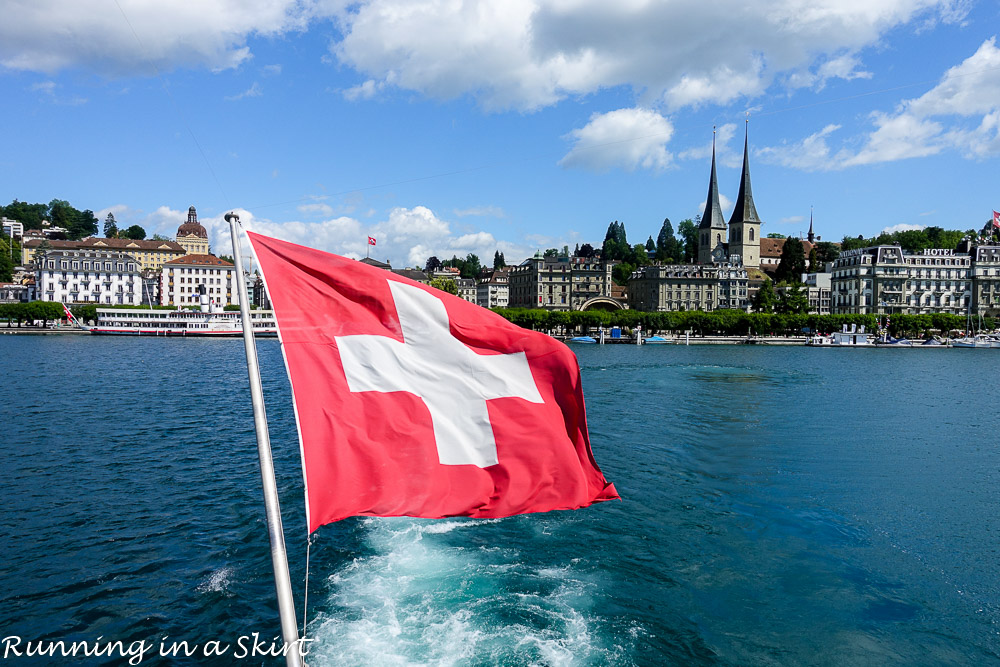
{"left": 305, "top": 517, "right": 626, "bottom": 666}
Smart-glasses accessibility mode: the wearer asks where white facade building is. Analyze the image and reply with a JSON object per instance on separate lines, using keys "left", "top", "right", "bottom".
{"left": 2, "top": 217, "right": 23, "bottom": 239}
{"left": 161, "top": 254, "right": 237, "bottom": 307}
{"left": 477, "top": 270, "right": 509, "bottom": 309}
{"left": 36, "top": 249, "right": 142, "bottom": 305}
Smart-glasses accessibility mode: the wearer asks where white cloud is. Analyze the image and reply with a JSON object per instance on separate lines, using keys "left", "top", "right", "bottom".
{"left": 678, "top": 123, "right": 739, "bottom": 167}
{"left": 0, "top": 0, "right": 312, "bottom": 74}
{"left": 758, "top": 124, "right": 842, "bottom": 171}
{"left": 298, "top": 202, "right": 335, "bottom": 216}
{"left": 767, "top": 37, "right": 1000, "bottom": 170}
{"left": 29, "top": 81, "right": 56, "bottom": 93}
{"left": 779, "top": 215, "right": 805, "bottom": 224}
{"left": 330, "top": 0, "right": 966, "bottom": 111}
{"left": 454, "top": 206, "right": 505, "bottom": 218}
{"left": 881, "top": 223, "right": 926, "bottom": 234}
{"left": 261, "top": 64, "right": 282, "bottom": 76}
{"left": 560, "top": 108, "right": 673, "bottom": 171}
{"left": 225, "top": 82, "right": 262, "bottom": 101}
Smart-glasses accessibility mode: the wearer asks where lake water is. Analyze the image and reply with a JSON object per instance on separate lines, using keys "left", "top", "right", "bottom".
{"left": 2, "top": 336, "right": 999, "bottom": 665}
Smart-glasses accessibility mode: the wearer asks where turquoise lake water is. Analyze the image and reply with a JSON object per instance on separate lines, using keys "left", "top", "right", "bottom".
{"left": 2, "top": 336, "right": 999, "bottom": 665}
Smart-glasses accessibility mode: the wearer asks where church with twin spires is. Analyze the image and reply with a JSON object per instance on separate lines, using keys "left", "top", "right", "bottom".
{"left": 697, "top": 123, "right": 762, "bottom": 270}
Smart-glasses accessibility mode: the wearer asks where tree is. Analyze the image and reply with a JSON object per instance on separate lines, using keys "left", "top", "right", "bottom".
{"left": 777, "top": 282, "right": 809, "bottom": 314}
{"left": 577, "top": 243, "right": 595, "bottom": 258}
{"left": 752, "top": 279, "right": 776, "bottom": 313}
{"left": 462, "top": 253, "right": 481, "bottom": 279}
{"left": 645, "top": 236, "right": 655, "bottom": 254}
{"left": 602, "top": 221, "right": 629, "bottom": 261}
{"left": 677, "top": 219, "right": 698, "bottom": 263}
{"left": 0, "top": 240, "right": 13, "bottom": 281}
{"left": 120, "top": 225, "right": 146, "bottom": 240}
{"left": 543, "top": 248, "right": 559, "bottom": 258}
{"left": 151, "top": 234, "right": 171, "bottom": 241}
{"left": 807, "top": 248, "right": 819, "bottom": 273}
{"left": 103, "top": 213, "right": 118, "bottom": 238}
{"left": 429, "top": 277, "right": 458, "bottom": 294}
{"left": 632, "top": 243, "right": 649, "bottom": 266}
{"left": 492, "top": 250, "right": 506, "bottom": 271}
{"left": 766, "top": 232, "right": 787, "bottom": 239}
{"left": 424, "top": 256, "right": 442, "bottom": 272}
{"left": 32, "top": 238, "right": 52, "bottom": 267}
{"left": 775, "top": 237, "right": 806, "bottom": 283}
{"left": 1, "top": 200, "right": 47, "bottom": 229}
{"left": 814, "top": 241, "right": 840, "bottom": 264}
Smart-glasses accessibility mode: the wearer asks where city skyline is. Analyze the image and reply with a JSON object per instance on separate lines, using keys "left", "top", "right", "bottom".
{"left": 2, "top": 0, "right": 999, "bottom": 267}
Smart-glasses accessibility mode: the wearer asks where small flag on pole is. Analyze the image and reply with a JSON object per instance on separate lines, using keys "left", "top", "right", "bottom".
{"left": 992, "top": 210, "right": 999, "bottom": 229}
{"left": 248, "top": 232, "right": 618, "bottom": 532}
{"left": 368, "top": 236, "right": 377, "bottom": 246}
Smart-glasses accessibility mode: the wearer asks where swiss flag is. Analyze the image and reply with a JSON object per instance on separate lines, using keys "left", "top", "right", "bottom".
{"left": 993, "top": 210, "right": 1000, "bottom": 229}
{"left": 248, "top": 232, "right": 618, "bottom": 531}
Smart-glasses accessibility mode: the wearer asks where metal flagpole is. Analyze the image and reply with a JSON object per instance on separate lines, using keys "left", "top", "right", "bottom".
{"left": 226, "top": 213, "right": 304, "bottom": 667}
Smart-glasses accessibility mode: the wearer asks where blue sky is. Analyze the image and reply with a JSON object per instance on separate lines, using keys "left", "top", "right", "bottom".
{"left": 2, "top": 0, "right": 999, "bottom": 267}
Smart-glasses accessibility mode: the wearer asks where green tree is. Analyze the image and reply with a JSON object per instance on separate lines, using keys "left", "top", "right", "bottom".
{"left": 677, "top": 219, "right": 698, "bottom": 263}
{"left": 543, "top": 248, "right": 559, "bottom": 258}
{"left": 0, "top": 241, "right": 13, "bottom": 281}
{"left": 462, "top": 253, "right": 481, "bottom": 279}
{"left": 424, "top": 256, "right": 442, "bottom": 272}
{"left": 775, "top": 237, "right": 806, "bottom": 283}
{"left": 645, "top": 236, "right": 655, "bottom": 254}
{"left": 752, "top": 278, "right": 776, "bottom": 313}
{"left": 577, "top": 243, "right": 595, "bottom": 258}
{"left": 1, "top": 200, "right": 47, "bottom": 229}
{"left": 429, "top": 277, "right": 458, "bottom": 295}
{"left": 807, "top": 248, "right": 819, "bottom": 273}
{"left": 120, "top": 225, "right": 146, "bottom": 240}
{"left": 814, "top": 241, "right": 840, "bottom": 264}
{"left": 103, "top": 213, "right": 118, "bottom": 238}
{"left": 602, "top": 221, "right": 628, "bottom": 261}
{"left": 492, "top": 250, "right": 506, "bottom": 271}
{"left": 777, "top": 282, "right": 809, "bottom": 314}
{"left": 151, "top": 233, "right": 171, "bottom": 241}
{"left": 766, "top": 232, "right": 787, "bottom": 239}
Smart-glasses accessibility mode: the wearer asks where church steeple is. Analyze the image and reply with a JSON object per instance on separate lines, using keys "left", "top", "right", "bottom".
{"left": 728, "top": 123, "right": 760, "bottom": 227}
{"left": 727, "top": 119, "right": 763, "bottom": 269}
{"left": 698, "top": 128, "right": 728, "bottom": 264}
{"left": 807, "top": 207, "right": 815, "bottom": 243}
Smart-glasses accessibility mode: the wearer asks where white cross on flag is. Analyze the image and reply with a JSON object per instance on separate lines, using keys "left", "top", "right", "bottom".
{"left": 248, "top": 233, "right": 618, "bottom": 531}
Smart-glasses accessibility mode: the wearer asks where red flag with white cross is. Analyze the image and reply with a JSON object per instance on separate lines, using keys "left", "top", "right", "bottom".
{"left": 248, "top": 232, "right": 618, "bottom": 531}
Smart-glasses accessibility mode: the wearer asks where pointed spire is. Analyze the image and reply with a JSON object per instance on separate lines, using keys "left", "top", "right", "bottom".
{"left": 699, "top": 127, "right": 727, "bottom": 231}
{"left": 807, "top": 206, "right": 815, "bottom": 243}
{"left": 728, "top": 119, "right": 761, "bottom": 227}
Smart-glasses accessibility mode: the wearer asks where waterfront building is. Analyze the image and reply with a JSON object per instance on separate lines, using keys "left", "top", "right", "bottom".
{"left": 508, "top": 251, "right": 616, "bottom": 311}
{"left": 831, "top": 246, "right": 971, "bottom": 315}
{"left": 161, "top": 254, "right": 237, "bottom": 307}
{"left": 35, "top": 248, "right": 142, "bottom": 305}
{"left": 477, "top": 269, "right": 509, "bottom": 309}
{"left": 628, "top": 259, "right": 749, "bottom": 312}
{"left": 361, "top": 257, "right": 391, "bottom": 270}
{"left": 801, "top": 271, "right": 832, "bottom": 315}
{"left": 21, "top": 237, "right": 186, "bottom": 272}
{"left": 971, "top": 244, "right": 1000, "bottom": 316}
{"left": 175, "top": 206, "right": 210, "bottom": 256}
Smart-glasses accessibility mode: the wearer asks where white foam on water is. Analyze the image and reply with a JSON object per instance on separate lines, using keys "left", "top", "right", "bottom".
{"left": 306, "top": 518, "right": 618, "bottom": 666}
{"left": 196, "top": 566, "right": 234, "bottom": 595}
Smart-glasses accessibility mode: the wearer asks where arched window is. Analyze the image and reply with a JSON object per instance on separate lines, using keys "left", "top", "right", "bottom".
{"left": 716, "top": 234, "right": 721, "bottom": 244}
{"left": 749, "top": 228, "right": 755, "bottom": 241}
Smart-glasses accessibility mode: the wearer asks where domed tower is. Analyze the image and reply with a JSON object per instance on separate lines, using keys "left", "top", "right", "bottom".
{"left": 697, "top": 129, "right": 728, "bottom": 264}
{"left": 176, "top": 205, "right": 210, "bottom": 256}
{"left": 727, "top": 121, "right": 762, "bottom": 269}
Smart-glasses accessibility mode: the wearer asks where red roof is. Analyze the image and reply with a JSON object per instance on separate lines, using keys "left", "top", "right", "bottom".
{"left": 163, "top": 254, "right": 234, "bottom": 267}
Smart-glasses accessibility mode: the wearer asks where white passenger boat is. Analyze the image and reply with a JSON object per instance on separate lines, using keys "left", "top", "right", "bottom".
{"left": 81, "top": 290, "right": 277, "bottom": 336}
{"left": 806, "top": 324, "right": 874, "bottom": 347}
